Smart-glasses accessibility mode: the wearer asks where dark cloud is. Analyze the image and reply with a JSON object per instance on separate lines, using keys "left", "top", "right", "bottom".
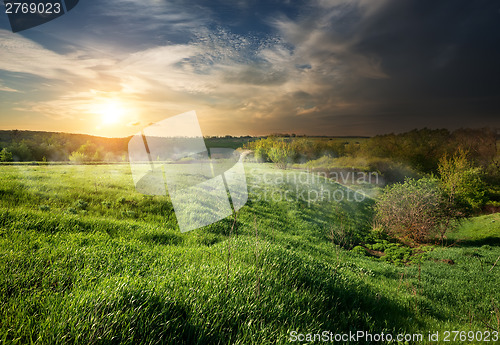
{"left": 259, "top": 0, "right": 500, "bottom": 135}
{"left": 332, "top": 0, "right": 500, "bottom": 133}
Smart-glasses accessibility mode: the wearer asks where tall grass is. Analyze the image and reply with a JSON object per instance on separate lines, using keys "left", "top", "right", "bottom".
{"left": 0, "top": 164, "right": 499, "bottom": 344}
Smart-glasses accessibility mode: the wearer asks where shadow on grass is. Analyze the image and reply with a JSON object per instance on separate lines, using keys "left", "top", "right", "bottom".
{"left": 453, "top": 237, "right": 500, "bottom": 247}
{"left": 139, "top": 232, "right": 184, "bottom": 246}
{"left": 254, "top": 246, "right": 429, "bottom": 340}
{"left": 61, "top": 289, "right": 220, "bottom": 345}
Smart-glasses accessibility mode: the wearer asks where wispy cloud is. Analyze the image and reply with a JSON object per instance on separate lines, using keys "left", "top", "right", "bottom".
{"left": 0, "top": 30, "right": 116, "bottom": 81}
{"left": 86, "top": 0, "right": 211, "bottom": 46}
{"left": 0, "top": 81, "right": 19, "bottom": 92}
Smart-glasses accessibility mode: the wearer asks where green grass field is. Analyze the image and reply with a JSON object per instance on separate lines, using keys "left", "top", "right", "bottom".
{"left": 0, "top": 164, "right": 499, "bottom": 344}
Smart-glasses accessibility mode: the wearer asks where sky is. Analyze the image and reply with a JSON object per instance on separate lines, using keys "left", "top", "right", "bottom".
{"left": 0, "top": 0, "right": 499, "bottom": 137}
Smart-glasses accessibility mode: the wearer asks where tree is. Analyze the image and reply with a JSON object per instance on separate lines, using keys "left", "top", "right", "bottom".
{"left": 0, "top": 148, "right": 13, "bottom": 162}
{"left": 68, "top": 151, "right": 86, "bottom": 163}
{"left": 9, "top": 141, "right": 32, "bottom": 161}
{"left": 362, "top": 129, "right": 451, "bottom": 173}
{"left": 252, "top": 140, "right": 270, "bottom": 163}
{"left": 451, "top": 128, "right": 497, "bottom": 168}
{"left": 69, "top": 141, "right": 103, "bottom": 163}
{"left": 374, "top": 177, "right": 458, "bottom": 244}
{"left": 268, "top": 140, "right": 295, "bottom": 169}
{"left": 438, "top": 150, "right": 486, "bottom": 215}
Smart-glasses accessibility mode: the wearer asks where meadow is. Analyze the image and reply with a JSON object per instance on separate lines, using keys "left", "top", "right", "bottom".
{"left": 0, "top": 163, "right": 499, "bottom": 344}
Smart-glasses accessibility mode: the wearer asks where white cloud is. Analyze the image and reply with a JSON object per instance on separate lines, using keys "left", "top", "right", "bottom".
{"left": 0, "top": 30, "right": 115, "bottom": 81}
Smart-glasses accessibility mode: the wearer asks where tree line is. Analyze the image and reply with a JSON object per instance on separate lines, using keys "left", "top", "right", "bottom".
{"left": 245, "top": 128, "right": 498, "bottom": 174}
{"left": 0, "top": 130, "right": 129, "bottom": 163}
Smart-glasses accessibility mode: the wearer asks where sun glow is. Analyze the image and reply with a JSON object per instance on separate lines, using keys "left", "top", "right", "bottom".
{"left": 95, "top": 100, "right": 126, "bottom": 125}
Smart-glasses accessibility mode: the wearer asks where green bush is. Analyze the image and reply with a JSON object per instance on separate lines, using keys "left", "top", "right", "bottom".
{"left": 381, "top": 244, "right": 413, "bottom": 264}
{"left": 438, "top": 150, "right": 486, "bottom": 214}
{"left": 374, "top": 177, "right": 458, "bottom": 243}
{"left": 245, "top": 137, "right": 351, "bottom": 165}
{"left": 69, "top": 141, "right": 104, "bottom": 163}
{"left": 267, "top": 141, "right": 295, "bottom": 169}
{"left": 351, "top": 245, "right": 367, "bottom": 256}
{"left": 0, "top": 148, "right": 13, "bottom": 162}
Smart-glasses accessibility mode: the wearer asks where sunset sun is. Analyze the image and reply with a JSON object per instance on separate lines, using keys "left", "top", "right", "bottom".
{"left": 95, "top": 100, "right": 126, "bottom": 125}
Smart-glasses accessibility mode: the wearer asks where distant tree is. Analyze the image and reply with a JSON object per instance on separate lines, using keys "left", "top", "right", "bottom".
{"left": 0, "top": 148, "right": 13, "bottom": 162}
{"left": 451, "top": 128, "right": 497, "bottom": 168}
{"left": 291, "top": 138, "right": 316, "bottom": 161}
{"left": 364, "top": 128, "right": 451, "bottom": 173}
{"left": 69, "top": 141, "right": 103, "bottom": 163}
{"left": 9, "top": 141, "right": 32, "bottom": 161}
{"left": 374, "top": 177, "right": 458, "bottom": 244}
{"left": 68, "top": 151, "right": 86, "bottom": 163}
{"left": 245, "top": 137, "right": 272, "bottom": 162}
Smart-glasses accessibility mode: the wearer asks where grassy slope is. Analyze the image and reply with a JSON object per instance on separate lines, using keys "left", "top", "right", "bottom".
{"left": 446, "top": 214, "right": 500, "bottom": 245}
{"left": 0, "top": 164, "right": 499, "bottom": 344}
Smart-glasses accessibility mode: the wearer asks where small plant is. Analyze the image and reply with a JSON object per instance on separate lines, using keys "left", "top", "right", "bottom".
{"left": 101, "top": 201, "right": 112, "bottom": 208}
{"left": 245, "top": 137, "right": 296, "bottom": 168}
{"left": 123, "top": 210, "right": 137, "bottom": 218}
{"left": 351, "top": 245, "right": 367, "bottom": 256}
{"left": 69, "top": 141, "right": 104, "bottom": 163}
{"left": 73, "top": 199, "right": 89, "bottom": 210}
{"left": 329, "top": 222, "right": 357, "bottom": 264}
{"left": 38, "top": 205, "right": 50, "bottom": 211}
{"left": 66, "top": 207, "right": 78, "bottom": 215}
{"left": 381, "top": 244, "right": 413, "bottom": 265}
